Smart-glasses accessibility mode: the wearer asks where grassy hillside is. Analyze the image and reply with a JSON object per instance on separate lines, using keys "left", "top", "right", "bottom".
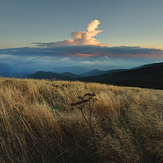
{"left": 79, "top": 64, "right": 163, "bottom": 89}
{"left": 0, "top": 77, "right": 163, "bottom": 163}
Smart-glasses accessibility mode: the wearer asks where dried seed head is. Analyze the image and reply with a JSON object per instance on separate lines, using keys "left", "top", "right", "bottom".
{"left": 77, "top": 96, "right": 83, "bottom": 100}
{"left": 84, "top": 93, "right": 96, "bottom": 97}
{"left": 70, "top": 99, "right": 90, "bottom": 106}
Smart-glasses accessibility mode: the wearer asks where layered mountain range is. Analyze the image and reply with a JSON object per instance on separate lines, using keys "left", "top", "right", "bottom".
{"left": 0, "top": 62, "right": 163, "bottom": 89}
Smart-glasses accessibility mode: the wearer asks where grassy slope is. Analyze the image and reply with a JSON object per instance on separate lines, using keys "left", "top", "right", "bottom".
{"left": 78, "top": 64, "right": 163, "bottom": 90}
{"left": 0, "top": 77, "right": 163, "bottom": 163}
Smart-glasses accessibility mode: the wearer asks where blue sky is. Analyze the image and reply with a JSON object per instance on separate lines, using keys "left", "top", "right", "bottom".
{"left": 1, "top": 0, "right": 163, "bottom": 68}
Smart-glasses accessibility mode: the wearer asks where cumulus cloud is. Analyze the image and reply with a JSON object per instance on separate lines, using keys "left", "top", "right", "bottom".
{"left": 33, "top": 20, "right": 108, "bottom": 47}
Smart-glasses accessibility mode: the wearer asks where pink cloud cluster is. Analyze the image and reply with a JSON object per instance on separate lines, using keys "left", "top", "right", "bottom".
{"left": 70, "top": 20, "right": 106, "bottom": 46}
{"left": 36, "top": 20, "right": 108, "bottom": 47}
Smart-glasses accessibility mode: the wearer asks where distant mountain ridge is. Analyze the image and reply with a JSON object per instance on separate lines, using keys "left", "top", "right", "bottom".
{"left": 26, "top": 71, "right": 80, "bottom": 80}
{"left": 52, "top": 65, "right": 123, "bottom": 74}
{"left": 130, "top": 61, "right": 163, "bottom": 70}
{"left": 0, "top": 62, "right": 12, "bottom": 73}
{"left": 0, "top": 62, "right": 123, "bottom": 77}
{"left": 1, "top": 61, "right": 163, "bottom": 89}
{"left": 78, "top": 63, "right": 163, "bottom": 89}
{"left": 80, "top": 69, "right": 107, "bottom": 77}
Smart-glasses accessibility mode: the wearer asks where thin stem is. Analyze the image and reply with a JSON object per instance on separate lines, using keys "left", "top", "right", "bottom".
{"left": 98, "top": 132, "right": 109, "bottom": 142}
{"left": 80, "top": 107, "right": 96, "bottom": 149}
{"left": 80, "top": 108, "right": 90, "bottom": 127}
{"left": 90, "top": 108, "right": 92, "bottom": 127}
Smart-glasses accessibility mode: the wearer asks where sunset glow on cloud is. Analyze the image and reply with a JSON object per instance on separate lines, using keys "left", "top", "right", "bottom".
{"left": 1, "top": 0, "right": 163, "bottom": 72}
{"left": 33, "top": 20, "right": 108, "bottom": 47}
{"left": 74, "top": 53, "right": 100, "bottom": 58}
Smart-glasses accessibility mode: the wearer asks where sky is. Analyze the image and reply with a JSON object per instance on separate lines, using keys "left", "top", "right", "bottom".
{"left": 1, "top": 0, "right": 163, "bottom": 69}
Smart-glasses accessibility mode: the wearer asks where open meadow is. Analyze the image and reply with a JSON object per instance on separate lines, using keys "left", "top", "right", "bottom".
{"left": 0, "top": 77, "right": 163, "bottom": 163}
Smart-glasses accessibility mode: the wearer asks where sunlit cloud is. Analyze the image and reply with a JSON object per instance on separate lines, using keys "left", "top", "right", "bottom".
{"left": 1, "top": 19, "right": 163, "bottom": 69}
{"left": 60, "top": 57, "right": 73, "bottom": 62}
{"left": 74, "top": 53, "right": 99, "bottom": 58}
{"left": 32, "top": 20, "right": 108, "bottom": 47}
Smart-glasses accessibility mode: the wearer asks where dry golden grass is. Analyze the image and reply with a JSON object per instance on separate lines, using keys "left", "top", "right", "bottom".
{"left": 0, "top": 77, "right": 163, "bottom": 163}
